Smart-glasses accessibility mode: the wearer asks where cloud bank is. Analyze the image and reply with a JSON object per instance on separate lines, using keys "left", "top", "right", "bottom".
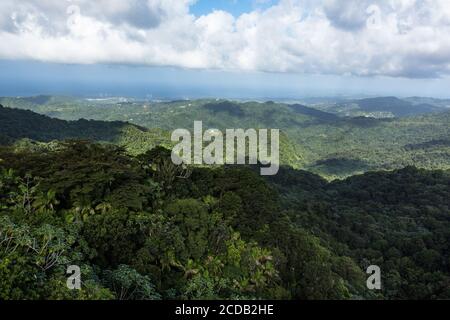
{"left": 0, "top": 0, "right": 450, "bottom": 78}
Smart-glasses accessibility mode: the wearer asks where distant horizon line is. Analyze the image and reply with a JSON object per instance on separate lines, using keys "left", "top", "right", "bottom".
{"left": 2, "top": 93, "right": 450, "bottom": 102}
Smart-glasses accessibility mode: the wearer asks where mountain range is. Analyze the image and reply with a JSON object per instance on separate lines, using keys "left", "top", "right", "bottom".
{"left": 0, "top": 96, "right": 449, "bottom": 179}
{"left": 1, "top": 94, "right": 450, "bottom": 300}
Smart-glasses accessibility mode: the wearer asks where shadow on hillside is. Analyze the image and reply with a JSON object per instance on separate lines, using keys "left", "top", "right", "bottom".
{"left": 0, "top": 104, "right": 147, "bottom": 144}
{"left": 307, "top": 157, "right": 372, "bottom": 177}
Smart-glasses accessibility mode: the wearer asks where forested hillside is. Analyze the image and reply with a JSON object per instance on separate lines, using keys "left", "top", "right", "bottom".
{"left": 0, "top": 142, "right": 364, "bottom": 300}
{"left": 314, "top": 96, "right": 445, "bottom": 118}
{"left": 3, "top": 97, "right": 448, "bottom": 179}
{"left": 0, "top": 141, "right": 449, "bottom": 300}
{"left": 0, "top": 105, "right": 300, "bottom": 166}
{"left": 0, "top": 104, "right": 171, "bottom": 155}
{"left": 269, "top": 166, "right": 450, "bottom": 299}
{"left": 1, "top": 97, "right": 449, "bottom": 300}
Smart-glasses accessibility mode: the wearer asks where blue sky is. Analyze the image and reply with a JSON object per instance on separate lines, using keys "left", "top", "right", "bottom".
{"left": 191, "top": 0, "right": 276, "bottom": 17}
{"left": 0, "top": 0, "right": 450, "bottom": 99}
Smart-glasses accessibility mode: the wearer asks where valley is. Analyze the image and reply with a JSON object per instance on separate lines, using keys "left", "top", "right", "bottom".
{"left": 1, "top": 95, "right": 449, "bottom": 300}
{"left": 1, "top": 96, "right": 449, "bottom": 179}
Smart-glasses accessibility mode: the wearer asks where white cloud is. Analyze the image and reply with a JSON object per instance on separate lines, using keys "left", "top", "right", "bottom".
{"left": 0, "top": 0, "right": 449, "bottom": 78}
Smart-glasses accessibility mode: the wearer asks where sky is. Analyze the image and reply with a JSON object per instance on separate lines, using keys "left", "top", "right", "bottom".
{"left": 0, "top": 0, "right": 450, "bottom": 99}
{"left": 191, "top": 0, "right": 276, "bottom": 17}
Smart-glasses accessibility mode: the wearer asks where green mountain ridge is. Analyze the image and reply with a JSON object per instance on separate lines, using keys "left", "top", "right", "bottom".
{"left": 1, "top": 141, "right": 449, "bottom": 300}
{"left": 1, "top": 95, "right": 450, "bottom": 301}
{"left": 1, "top": 98, "right": 449, "bottom": 179}
{"left": 315, "top": 96, "right": 446, "bottom": 118}
{"left": 0, "top": 104, "right": 303, "bottom": 168}
{"left": 0, "top": 104, "right": 171, "bottom": 155}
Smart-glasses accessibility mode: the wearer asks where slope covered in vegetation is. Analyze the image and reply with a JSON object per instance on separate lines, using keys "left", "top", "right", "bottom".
{"left": 4, "top": 97, "right": 448, "bottom": 179}
{"left": 1, "top": 142, "right": 449, "bottom": 300}
{"left": 1, "top": 96, "right": 448, "bottom": 181}
{"left": 1, "top": 97, "right": 450, "bottom": 300}
{"left": 0, "top": 104, "right": 171, "bottom": 155}
{"left": 0, "top": 142, "right": 368, "bottom": 300}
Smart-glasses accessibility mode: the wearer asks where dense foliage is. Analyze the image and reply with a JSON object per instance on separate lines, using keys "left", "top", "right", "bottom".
{"left": 0, "top": 141, "right": 370, "bottom": 300}
{"left": 1, "top": 140, "right": 449, "bottom": 300}
{"left": 1, "top": 98, "right": 449, "bottom": 300}
{"left": 1, "top": 97, "right": 449, "bottom": 179}
{"left": 268, "top": 166, "right": 450, "bottom": 299}
{"left": 0, "top": 105, "right": 171, "bottom": 156}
